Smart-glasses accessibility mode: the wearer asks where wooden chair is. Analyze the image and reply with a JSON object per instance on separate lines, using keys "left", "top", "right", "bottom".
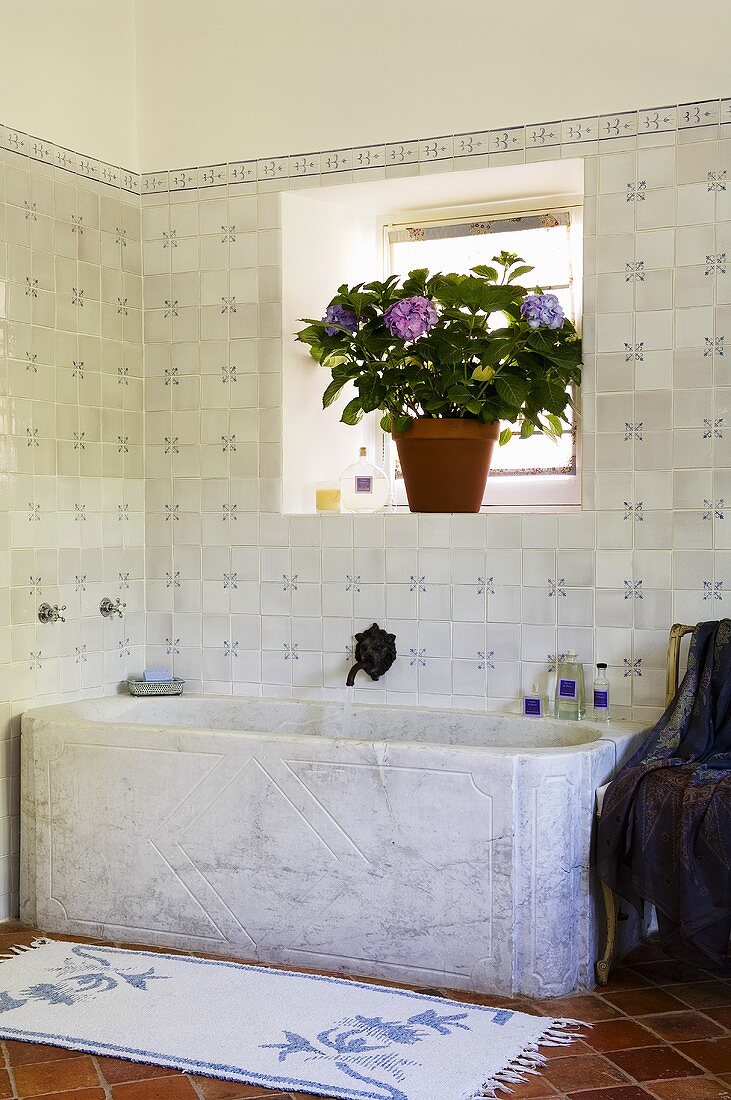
{"left": 594, "top": 623, "right": 695, "bottom": 985}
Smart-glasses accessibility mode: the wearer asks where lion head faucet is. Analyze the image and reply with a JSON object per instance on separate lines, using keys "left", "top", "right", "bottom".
{"left": 346, "top": 623, "right": 397, "bottom": 686}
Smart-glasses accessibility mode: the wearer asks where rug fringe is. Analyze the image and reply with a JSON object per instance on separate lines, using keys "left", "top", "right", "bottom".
{"left": 459, "top": 1017, "right": 587, "bottom": 1100}
{"left": 0, "top": 937, "right": 53, "bottom": 961}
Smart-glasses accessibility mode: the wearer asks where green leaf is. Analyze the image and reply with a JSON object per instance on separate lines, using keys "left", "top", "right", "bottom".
{"left": 495, "top": 374, "right": 529, "bottom": 408}
{"left": 436, "top": 276, "right": 522, "bottom": 315}
{"left": 545, "top": 413, "right": 565, "bottom": 438}
{"left": 471, "top": 265, "right": 499, "bottom": 283}
{"left": 340, "top": 397, "right": 363, "bottom": 426}
{"left": 499, "top": 427, "right": 513, "bottom": 446}
{"left": 506, "top": 264, "right": 536, "bottom": 283}
{"left": 322, "top": 379, "right": 345, "bottom": 408}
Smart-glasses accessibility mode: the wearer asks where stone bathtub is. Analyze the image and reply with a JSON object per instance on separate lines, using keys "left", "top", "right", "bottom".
{"left": 20, "top": 695, "right": 646, "bottom": 998}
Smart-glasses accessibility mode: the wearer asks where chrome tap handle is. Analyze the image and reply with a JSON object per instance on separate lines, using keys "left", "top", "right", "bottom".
{"left": 100, "top": 597, "right": 126, "bottom": 618}
{"left": 38, "top": 603, "right": 66, "bottom": 624}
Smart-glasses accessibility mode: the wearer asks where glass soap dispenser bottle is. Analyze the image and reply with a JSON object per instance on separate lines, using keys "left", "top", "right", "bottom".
{"left": 340, "top": 447, "right": 390, "bottom": 513}
{"left": 555, "top": 650, "right": 586, "bottom": 720}
{"left": 593, "top": 662, "right": 610, "bottom": 722}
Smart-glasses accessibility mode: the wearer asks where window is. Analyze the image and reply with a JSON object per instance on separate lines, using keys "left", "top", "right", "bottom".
{"left": 382, "top": 206, "right": 582, "bottom": 508}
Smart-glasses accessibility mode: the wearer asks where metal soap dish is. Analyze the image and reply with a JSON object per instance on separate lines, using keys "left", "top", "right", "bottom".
{"left": 127, "top": 678, "right": 185, "bottom": 697}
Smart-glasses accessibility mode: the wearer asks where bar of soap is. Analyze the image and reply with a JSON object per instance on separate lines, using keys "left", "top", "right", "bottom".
{"left": 143, "top": 668, "right": 174, "bottom": 682}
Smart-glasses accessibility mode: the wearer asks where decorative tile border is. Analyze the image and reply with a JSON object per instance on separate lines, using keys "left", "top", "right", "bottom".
{"left": 2, "top": 95, "right": 729, "bottom": 200}
{"left": 138, "top": 95, "right": 731, "bottom": 197}
{"left": 0, "top": 122, "right": 140, "bottom": 195}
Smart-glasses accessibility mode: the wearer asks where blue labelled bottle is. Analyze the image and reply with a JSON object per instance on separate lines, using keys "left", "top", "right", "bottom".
{"left": 593, "top": 662, "right": 610, "bottom": 722}
{"left": 555, "top": 650, "right": 585, "bottom": 720}
{"left": 523, "top": 683, "right": 544, "bottom": 718}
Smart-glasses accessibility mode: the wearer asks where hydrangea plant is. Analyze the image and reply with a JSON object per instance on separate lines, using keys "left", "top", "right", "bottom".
{"left": 296, "top": 252, "right": 582, "bottom": 446}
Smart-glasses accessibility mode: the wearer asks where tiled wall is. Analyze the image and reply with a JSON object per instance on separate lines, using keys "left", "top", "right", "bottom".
{"left": 0, "top": 139, "right": 143, "bottom": 918}
{"left": 140, "top": 100, "right": 731, "bottom": 723}
{"left": 1, "top": 97, "right": 730, "bottom": 915}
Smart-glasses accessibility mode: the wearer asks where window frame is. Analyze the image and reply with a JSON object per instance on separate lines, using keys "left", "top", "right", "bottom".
{"left": 377, "top": 200, "right": 583, "bottom": 510}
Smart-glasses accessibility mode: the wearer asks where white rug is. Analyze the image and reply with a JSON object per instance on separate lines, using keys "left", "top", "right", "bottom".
{"left": 0, "top": 939, "right": 582, "bottom": 1100}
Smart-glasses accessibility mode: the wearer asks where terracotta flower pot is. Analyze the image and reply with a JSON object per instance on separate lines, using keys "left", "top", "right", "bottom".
{"left": 392, "top": 419, "right": 500, "bottom": 513}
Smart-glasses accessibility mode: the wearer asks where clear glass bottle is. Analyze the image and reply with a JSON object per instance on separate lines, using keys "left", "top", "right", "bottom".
{"left": 523, "top": 682, "right": 544, "bottom": 718}
{"left": 555, "top": 650, "right": 585, "bottom": 720}
{"left": 593, "top": 662, "right": 610, "bottom": 722}
{"left": 546, "top": 663, "right": 558, "bottom": 717}
{"left": 340, "top": 447, "right": 390, "bottom": 514}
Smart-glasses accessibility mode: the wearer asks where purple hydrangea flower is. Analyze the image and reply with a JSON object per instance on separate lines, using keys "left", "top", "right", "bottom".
{"left": 323, "top": 303, "right": 358, "bottom": 336}
{"left": 520, "top": 293, "right": 565, "bottom": 330}
{"left": 384, "top": 296, "right": 438, "bottom": 340}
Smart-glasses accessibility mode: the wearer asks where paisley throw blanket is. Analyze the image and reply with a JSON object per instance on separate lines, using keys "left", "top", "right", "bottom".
{"left": 598, "top": 619, "right": 731, "bottom": 967}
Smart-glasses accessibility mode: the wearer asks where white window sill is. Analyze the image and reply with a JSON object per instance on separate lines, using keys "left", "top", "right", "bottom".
{"left": 286, "top": 504, "right": 583, "bottom": 517}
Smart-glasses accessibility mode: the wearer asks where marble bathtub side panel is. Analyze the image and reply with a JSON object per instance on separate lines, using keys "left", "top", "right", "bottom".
{"left": 19, "top": 725, "right": 37, "bottom": 925}
{"left": 29, "top": 721, "right": 229, "bottom": 942}
{"left": 277, "top": 742, "right": 515, "bottom": 993}
{"left": 580, "top": 738, "right": 621, "bottom": 988}
{"left": 23, "top": 717, "right": 517, "bottom": 993}
{"left": 513, "top": 750, "right": 584, "bottom": 998}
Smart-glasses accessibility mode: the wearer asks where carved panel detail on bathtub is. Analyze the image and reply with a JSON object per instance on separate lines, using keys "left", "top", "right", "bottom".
{"left": 46, "top": 744, "right": 224, "bottom": 940}
{"left": 177, "top": 757, "right": 368, "bottom": 946}
{"left": 284, "top": 760, "right": 497, "bottom": 982}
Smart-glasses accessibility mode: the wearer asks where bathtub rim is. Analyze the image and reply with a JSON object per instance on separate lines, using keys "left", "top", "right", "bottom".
{"left": 20, "top": 693, "right": 648, "bottom": 758}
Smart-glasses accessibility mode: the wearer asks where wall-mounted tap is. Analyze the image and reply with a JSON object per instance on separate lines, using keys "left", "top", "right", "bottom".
{"left": 99, "top": 597, "right": 126, "bottom": 618}
{"left": 38, "top": 603, "right": 66, "bottom": 624}
{"left": 346, "top": 623, "right": 397, "bottom": 687}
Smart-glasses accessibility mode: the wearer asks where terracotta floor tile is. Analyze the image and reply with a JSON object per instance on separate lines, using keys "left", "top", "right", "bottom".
{"left": 98, "top": 1055, "right": 188, "bottom": 1083}
{"left": 673, "top": 984, "right": 731, "bottom": 1010}
{"left": 3, "top": 1039, "right": 85, "bottom": 1066}
{"left": 642, "top": 1011, "right": 726, "bottom": 1042}
{"left": 567, "top": 1088, "right": 653, "bottom": 1100}
{"left": 541, "top": 1039, "right": 595, "bottom": 1060}
{"left": 109, "top": 1076, "right": 200, "bottom": 1099}
{"left": 0, "top": 932, "right": 39, "bottom": 950}
{"left": 606, "top": 1045, "right": 703, "bottom": 1081}
{"left": 631, "top": 961, "right": 713, "bottom": 986}
{"left": 602, "top": 968, "right": 654, "bottom": 992}
{"left": 290, "top": 1094, "right": 341, "bottom": 1100}
{"left": 540, "top": 994, "right": 623, "bottom": 1022}
{"left": 14, "top": 1054, "right": 100, "bottom": 1096}
{"left": 542, "top": 1053, "right": 630, "bottom": 1092}
{"left": 644, "top": 1078, "right": 731, "bottom": 1099}
{"left": 623, "top": 943, "right": 670, "bottom": 964}
{"left": 189, "top": 1078, "right": 292, "bottom": 1098}
{"left": 445, "top": 988, "right": 531, "bottom": 1009}
{"left": 508, "top": 1074, "right": 559, "bottom": 1097}
{"left": 290, "top": 1094, "right": 342, "bottom": 1100}
{"left": 706, "top": 1007, "right": 731, "bottom": 1029}
{"left": 25, "top": 1091, "right": 106, "bottom": 1100}
{"left": 586, "top": 1019, "right": 658, "bottom": 1051}
{"left": 0, "top": 1068, "right": 12, "bottom": 1099}
{"left": 676, "top": 1038, "right": 731, "bottom": 1074}
{"left": 602, "top": 988, "right": 688, "bottom": 1016}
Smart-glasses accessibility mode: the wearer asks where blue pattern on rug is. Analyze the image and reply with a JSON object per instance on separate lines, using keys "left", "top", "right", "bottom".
{"left": 0, "top": 940, "right": 567, "bottom": 1100}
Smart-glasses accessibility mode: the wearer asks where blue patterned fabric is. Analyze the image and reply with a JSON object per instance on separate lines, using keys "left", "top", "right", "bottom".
{"left": 598, "top": 620, "right": 731, "bottom": 968}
